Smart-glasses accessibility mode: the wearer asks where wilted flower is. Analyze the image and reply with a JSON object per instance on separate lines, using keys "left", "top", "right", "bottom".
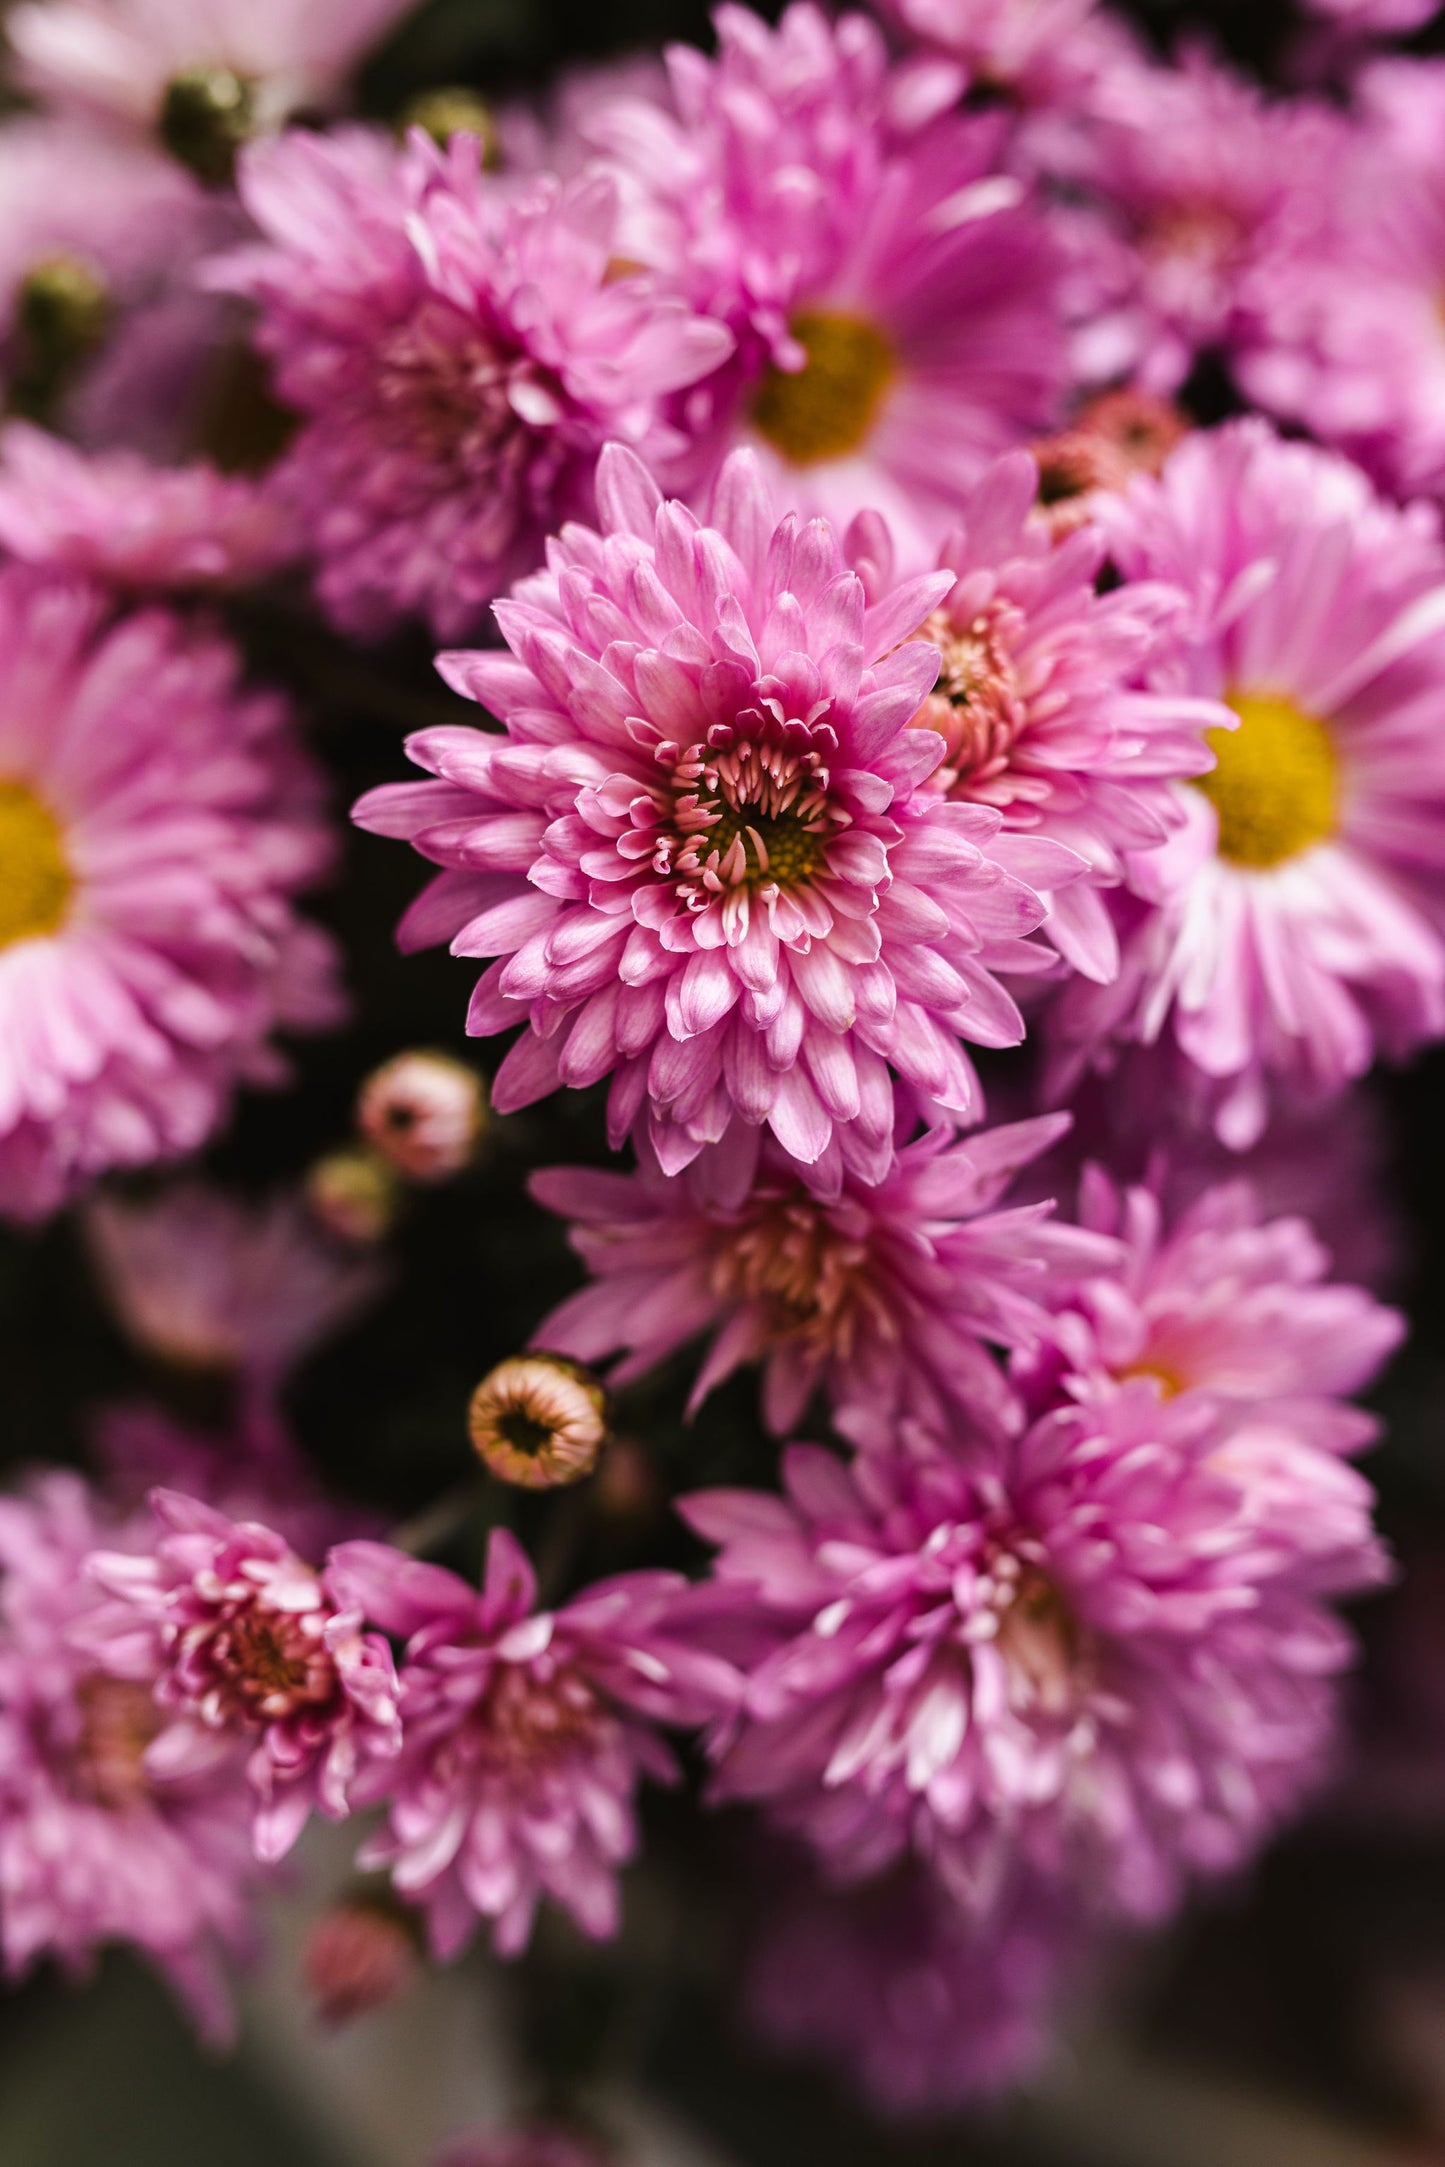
{"left": 327, "top": 1530, "right": 737, "bottom": 1957}
{"left": 467, "top": 1355, "right": 609, "bottom": 1490}
{"left": 357, "top": 1050, "right": 486, "bottom": 1183}
{"left": 88, "top": 1492, "right": 402, "bottom": 1864}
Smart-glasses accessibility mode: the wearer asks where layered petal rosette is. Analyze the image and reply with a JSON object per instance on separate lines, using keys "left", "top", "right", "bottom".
{"left": 326, "top": 1531, "right": 737, "bottom": 1959}
{"left": 357, "top": 447, "right": 1086, "bottom": 1185}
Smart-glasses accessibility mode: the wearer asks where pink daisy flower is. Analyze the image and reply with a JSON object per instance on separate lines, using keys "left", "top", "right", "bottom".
{"left": 682, "top": 1399, "right": 1386, "bottom": 1918}
{"left": 0, "top": 1470, "right": 260, "bottom": 2041}
{"left": 325, "top": 1530, "right": 737, "bottom": 1959}
{"left": 357, "top": 445, "right": 1085, "bottom": 1185}
{"left": 1047, "top": 420, "right": 1445, "bottom": 1147}
{"left": 854, "top": 447, "right": 1229, "bottom": 983}
{"left": 877, "top": 0, "right": 1112, "bottom": 109}
{"left": 581, "top": 3, "right": 1068, "bottom": 558}
{"left": 216, "top": 126, "right": 733, "bottom": 638}
{"left": 0, "top": 424, "right": 296, "bottom": 593}
{"left": 530, "top": 1115, "right": 1119, "bottom": 1440}
{"left": 0, "top": 567, "right": 343, "bottom": 1221}
{"left": 85, "top": 1182, "right": 385, "bottom": 1397}
{"left": 87, "top": 1491, "right": 401, "bottom": 1866}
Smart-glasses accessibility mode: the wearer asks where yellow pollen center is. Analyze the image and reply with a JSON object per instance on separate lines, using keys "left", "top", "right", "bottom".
{"left": 1194, "top": 691, "right": 1338, "bottom": 869}
{"left": 0, "top": 780, "right": 72, "bottom": 947}
{"left": 704, "top": 799, "right": 826, "bottom": 887}
{"left": 751, "top": 311, "right": 895, "bottom": 467}
{"left": 1119, "top": 1361, "right": 1184, "bottom": 1399}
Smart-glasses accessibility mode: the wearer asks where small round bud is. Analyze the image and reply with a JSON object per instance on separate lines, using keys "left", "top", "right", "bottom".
{"left": 302, "top": 1895, "right": 421, "bottom": 2026}
{"left": 357, "top": 1050, "right": 486, "bottom": 1183}
{"left": 12, "top": 257, "right": 111, "bottom": 420}
{"left": 306, "top": 1148, "right": 400, "bottom": 1245}
{"left": 468, "top": 1354, "right": 608, "bottom": 1490}
{"left": 159, "top": 65, "right": 255, "bottom": 186}
{"left": 402, "top": 87, "right": 500, "bottom": 167}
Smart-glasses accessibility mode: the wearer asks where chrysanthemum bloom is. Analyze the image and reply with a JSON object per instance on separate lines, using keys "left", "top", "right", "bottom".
{"left": 8, "top": 0, "right": 414, "bottom": 145}
{"left": 530, "top": 1116, "right": 1119, "bottom": 1439}
{"left": 682, "top": 1402, "right": 1386, "bottom": 1916}
{"left": 88, "top": 1491, "right": 402, "bottom": 1865}
{"left": 0, "top": 568, "right": 343, "bottom": 1220}
{"left": 854, "top": 447, "right": 1228, "bottom": 983}
{"left": 468, "top": 1354, "right": 610, "bottom": 1490}
{"left": 357, "top": 1050, "right": 486, "bottom": 1183}
{"left": 215, "top": 127, "right": 733, "bottom": 637}
{"left": 1029, "top": 389, "right": 1188, "bottom": 541}
{"left": 86, "top": 1183, "right": 384, "bottom": 1394}
{"left": 877, "top": 0, "right": 1109, "bottom": 109}
{"left": 1051, "top": 45, "right": 1350, "bottom": 397}
{"left": 747, "top": 1861, "right": 1080, "bottom": 2115}
{"left": 358, "top": 446, "right": 1084, "bottom": 1184}
{"left": 1046, "top": 421, "right": 1445, "bottom": 1147}
{"left": 0, "top": 1470, "right": 260, "bottom": 2041}
{"left": 580, "top": 4, "right": 1068, "bottom": 558}
{"left": 0, "top": 424, "right": 295, "bottom": 593}
{"left": 326, "top": 1529, "right": 737, "bottom": 1957}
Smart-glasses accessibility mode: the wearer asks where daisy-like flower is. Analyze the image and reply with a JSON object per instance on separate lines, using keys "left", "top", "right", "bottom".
{"left": 357, "top": 1050, "right": 486, "bottom": 1183}
{"left": 0, "top": 424, "right": 295, "bottom": 594}
{"left": 325, "top": 1529, "right": 737, "bottom": 1958}
{"left": 87, "top": 1492, "right": 402, "bottom": 1865}
{"left": 0, "top": 568, "right": 343, "bottom": 1221}
{"left": 857, "top": 446, "right": 1228, "bottom": 983}
{"left": 581, "top": 3, "right": 1068, "bottom": 558}
{"left": 467, "top": 1354, "right": 610, "bottom": 1490}
{"left": 530, "top": 1115, "right": 1119, "bottom": 1440}
{"left": 215, "top": 126, "right": 733, "bottom": 638}
{"left": 747, "top": 1860, "right": 1080, "bottom": 2115}
{"left": 682, "top": 1400, "right": 1386, "bottom": 1917}
{"left": 877, "top": 0, "right": 1110, "bottom": 109}
{"left": 8, "top": 0, "right": 413, "bottom": 145}
{"left": 1049, "top": 421, "right": 1445, "bottom": 1147}
{"left": 0, "top": 1470, "right": 261, "bottom": 2042}
{"left": 357, "top": 446, "right": 1085, "bottom": 1186}
{"left": 85, "top": 1182, "right": 385, "bottom": 1393}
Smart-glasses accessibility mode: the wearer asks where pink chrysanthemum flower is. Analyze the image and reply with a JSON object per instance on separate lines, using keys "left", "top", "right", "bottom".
{"left": 216, "top": 127, "right": 733, "bottom": 638}
{"left": 87, "top": 1492, "right": 401, "bottom": 1865}
{"left": 85, "top": 1182, "right": 385, "bottom": 1394}
{"left": 581, "top": 3, "right": 1068, "bottom": 558}
{"left": 1047, "top": 421, "right": 1445, "bottom": 1148}
{"left": 0, "top": 424, "right": 296, "bottom": 593}
{"left": 877, "top": 0, "right": 1110, "bottom": 108}
{"left": 0, "top": 1470, "right": 260, "bottom": 2041}
{"left": 747, "top": 1861, "right": 1080, "bottom": 2115}
{"left": 0, "top": 568, "right": 343, "bottom": 1221}
{"left": 682, "top": 1400, "right": 1386, "bottom": 1917}
{"left": 530, "top": 1115, "right": 1118, "bottom": 1439}
{"left": 7, "top": 0, "right": 413, "bottom": 134}
{"left": 853, "top": 448, "right": 1228, "bottom": 983}
{"left": 1052, "top": 46, "right": 1349, "bottom": 397}
{"left": 357, "top": 446, "right": 1085, "bottom": 1184}
{"left": 325, "top": 1530, "right": 736, "bottom": 1958}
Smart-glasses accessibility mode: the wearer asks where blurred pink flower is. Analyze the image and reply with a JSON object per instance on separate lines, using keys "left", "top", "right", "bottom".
{"left": 0, "top": 570, "right": 343, "bottom": 1219}
{"left": 357, "top": 446, "right": 1085, "bottom": 1187}
{"left": 434, "top": 2134, "right": 607, "bottom": 2167}
{"left": 877, "top": 0, "right": 1111, "bottom": 107}
{"left": 217, "top": 127, "right": 732, "bottom": 637}
{"left": 326, "top": 1530, "right": 737, "bottom": 1958}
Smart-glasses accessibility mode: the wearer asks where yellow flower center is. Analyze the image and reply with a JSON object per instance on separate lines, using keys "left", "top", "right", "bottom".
{"left": 0, "top": 780, "right": 72, "bottom": 948}
{"left": 751, "top": 311, "right": 895, "bottom": 467}
{"left": 1194, "top": 691, "right": 1338, "bottom": 869}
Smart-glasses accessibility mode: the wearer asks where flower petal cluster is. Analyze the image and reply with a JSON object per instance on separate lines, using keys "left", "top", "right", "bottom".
{"left": 357, "top": 446, "right": 1086, "bottom": 1184}
{"left": 87, "top": 1491, "right": 402, "bottom": 1864}
{"left": 217, "top": 126, "right": 733, "bottom": 637}
{"left": 0, "top": 1470, "right": 260, "bottom": 2041}
{"left": 531, "top": 1115, "right": 1119, "bottom": 1439}
{"left": 0, "top": 568, "right": 343, "bottom": 1220}
{"left": 326, "top": 1529, "right": 736, "bottom": 1958}
{"left": 1048, "top": 420, "right": 1445, "bottom": 1146}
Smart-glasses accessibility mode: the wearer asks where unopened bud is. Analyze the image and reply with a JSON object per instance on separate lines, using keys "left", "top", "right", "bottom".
{"left": 402, "top": 88, "right": 501, "bottom": 167}
{"left": 159, "top": 65, "right": 255, "bottom": 186}
{"left": 303, "top": 1895, "right": 421, "bottom": 2026}
{"left": 357, "top": 1050, "right": 486, "bottom": 1183}
{"left": 306, "top": 1148, "right": 399, "bottom": 1245}
{"left": 11, "top": 257, "right": 110, "bottom": 420}
{"left": 468, "top": 1353, "right": 608, "bottom": 1490}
